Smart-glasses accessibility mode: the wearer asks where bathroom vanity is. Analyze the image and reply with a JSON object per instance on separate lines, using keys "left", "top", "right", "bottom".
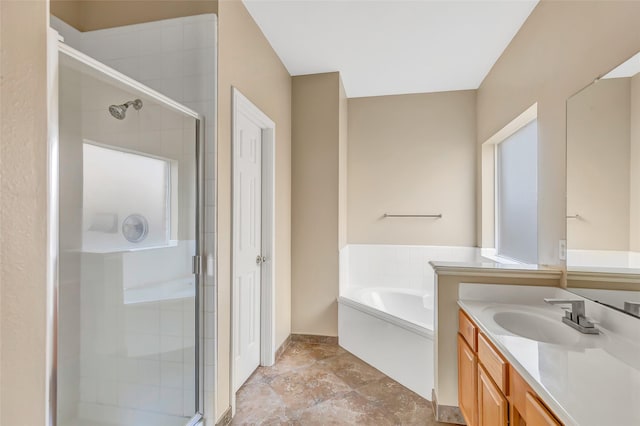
{"left": 457, "top": 284, "right": 640, "bottom": 426}
{"left": 458, "top": 309, "right": 561, "bottom": 426}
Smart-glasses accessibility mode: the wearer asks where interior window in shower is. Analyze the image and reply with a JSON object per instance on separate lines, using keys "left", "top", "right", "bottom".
{"left": 82, "top": 142, "right": 176, "bottom": 253}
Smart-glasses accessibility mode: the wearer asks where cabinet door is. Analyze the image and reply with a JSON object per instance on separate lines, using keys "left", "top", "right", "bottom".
{"left": 478, "top": 364, "right": 508, "bottom": 426}
{"left": 458, "top": 334, "right": 478, "bottom": 426}
{"left": 525, "top": 392, "right": 562, "bottom": 426}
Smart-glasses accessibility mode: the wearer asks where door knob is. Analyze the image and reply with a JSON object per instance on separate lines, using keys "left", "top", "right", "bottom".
{"left": 256, "top": 255, "right": 267, "bottom": 265}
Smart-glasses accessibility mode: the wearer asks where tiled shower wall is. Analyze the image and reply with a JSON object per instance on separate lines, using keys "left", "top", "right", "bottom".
{"left": 52, "top": 14, "right": 217, "bottom": 420}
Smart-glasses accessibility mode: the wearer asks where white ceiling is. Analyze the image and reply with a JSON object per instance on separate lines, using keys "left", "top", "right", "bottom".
{"left": 242, "top": 0, "right": 539, "bottom": 98}
{"left": 603, "top": 52, "right": 640, "bottom": 79}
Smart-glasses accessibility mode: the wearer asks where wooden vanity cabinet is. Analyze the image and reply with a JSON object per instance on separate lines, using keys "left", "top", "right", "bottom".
{"left": 510, "top": 365, "right": 562, "bottom": 426}
{"left": 458, "top": 334, "right": 478, "bottom": 426}
{"left": 458, "top": 310, "right": 479, "bottom": 426}
{"left": 525, "top": 392, "right": 562, "bottom": 426}
{"left": 458, "top": 309, "right": 563, "bottom": 426}
{"left": 459, "top": 309, "right": 507, "bottom": 426}
{"left": 459, "top": 309, "right": 478, "bottom": 351}
{"left": 477, "top": 333, "right": 508, "bottom": 394}
{"left": 478, "top": 364, "right": 508, "bottom": 426}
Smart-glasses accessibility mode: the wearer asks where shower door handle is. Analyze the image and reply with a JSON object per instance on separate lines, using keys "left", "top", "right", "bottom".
{"left": 192, "top": 255, "right": 203, "bottom": 275}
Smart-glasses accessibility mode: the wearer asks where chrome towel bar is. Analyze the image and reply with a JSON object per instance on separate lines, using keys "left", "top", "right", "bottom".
{"left": 383, "top": 213, "right": 442, "bottom": 218}
{"left": 566, "top": 214, "right": 581, "bottom": 219}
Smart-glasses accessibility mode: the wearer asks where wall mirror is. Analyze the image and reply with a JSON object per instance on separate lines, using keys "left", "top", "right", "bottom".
{"left": 566, "top": 51, "right": 640, "bottom": 319}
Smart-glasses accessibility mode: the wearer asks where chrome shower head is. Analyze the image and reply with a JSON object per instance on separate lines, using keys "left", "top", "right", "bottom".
{"left": 108, "top": 99, "right": 143, "bottom": 120}
{"left": 108, "top": 104, "right": 127, "bottom": 120}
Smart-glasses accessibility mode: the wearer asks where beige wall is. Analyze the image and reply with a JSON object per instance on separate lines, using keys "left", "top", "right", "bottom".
{"left": 567, "top": 78, "right": 631, "bottom": 250}
{"left": 51, "top": 0, "right": 216, "bottom": 31}
{"left": 477, "top": 0, "right": 640, "bottom": 265}
{"left": 50, "top": 0, "right": 82, "bottom": 28}
{"left": 630, "top": 73, "right": 640, "bottom": 251}
{"left": 291, "top": 72, "right": 342, "bottom": 337}
{"left": 218, "top": 0, "right": 292, "bottom": 419}
{"left": 0, "top": 0, "right": 50, "bottom": 424}
{"left": 348, "top": 91, "right": 476, "bottom": 246}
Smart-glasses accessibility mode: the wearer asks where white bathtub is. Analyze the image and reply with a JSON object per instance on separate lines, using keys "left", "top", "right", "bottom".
{"left": 339, "top": 287, "right": 434, "bottom": 398}
{"left": 346, "top": 287, "right": 433, "bottom": 331}
{"left": 338, "top": 244, "right": 480, "bottom": 400}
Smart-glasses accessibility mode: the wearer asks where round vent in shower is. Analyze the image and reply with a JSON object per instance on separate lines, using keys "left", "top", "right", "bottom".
{"left": 122, "top": 214, "right": 149, "bottom": 243}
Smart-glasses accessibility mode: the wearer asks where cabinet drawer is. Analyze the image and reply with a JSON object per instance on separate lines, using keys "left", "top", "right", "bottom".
{"left": 477, "top": 333, "right": 508, "bottom": 394}
{"left": 459, "top": 309, "right": 478, "bottom": 351}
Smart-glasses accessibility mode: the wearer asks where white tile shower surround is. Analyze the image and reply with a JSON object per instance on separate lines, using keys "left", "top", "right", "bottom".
{"left": 51, "top": 14, "right": 217, "bottom": 423}
{"left": 78, "top": 253, "right": 197, "bottom": 418}
{"left": 77, "top": 75, "right": 197, "bottom": 420}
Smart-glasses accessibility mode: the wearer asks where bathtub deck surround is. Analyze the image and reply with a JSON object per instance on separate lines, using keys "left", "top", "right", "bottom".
{"left": 232, "top": 341, "right": 453, "bottom": 425}
{"left": 458, "top": 283, "right": 640, "bottom": 426}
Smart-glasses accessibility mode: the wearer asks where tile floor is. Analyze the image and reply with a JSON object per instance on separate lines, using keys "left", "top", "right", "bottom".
{"left": 231, "top": 341, "right": 454, "bottom": 425}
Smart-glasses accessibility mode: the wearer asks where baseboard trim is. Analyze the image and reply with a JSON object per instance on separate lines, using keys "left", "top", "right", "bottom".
{"left": 215, "top": 407, "right": 232, "bottom": 426}
{"left": 291, "top": 334, "right": 338, "bottom": 345}
{"left": 431, "top": 390, "right": 465, "bottom": 425}
{"left": 275, "top": 334, "right": 292, "bottom": 361}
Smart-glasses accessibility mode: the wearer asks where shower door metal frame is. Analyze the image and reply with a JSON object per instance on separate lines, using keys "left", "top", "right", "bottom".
{"left": 47, "top": 29, "right": 207, "bottom": 426}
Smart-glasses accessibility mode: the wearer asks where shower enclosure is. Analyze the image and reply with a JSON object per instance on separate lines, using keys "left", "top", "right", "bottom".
{"left": 55, "top": 42, "right": 204, "bottom": 426}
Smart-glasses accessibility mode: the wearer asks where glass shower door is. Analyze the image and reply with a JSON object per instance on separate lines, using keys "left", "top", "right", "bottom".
{"left": 57, "top": 47, "right": 201, "bottom": 426}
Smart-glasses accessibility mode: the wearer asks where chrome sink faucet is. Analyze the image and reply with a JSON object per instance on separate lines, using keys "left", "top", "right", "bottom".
{"left": 544, "top": 299, "right": 600, "bottom": 335}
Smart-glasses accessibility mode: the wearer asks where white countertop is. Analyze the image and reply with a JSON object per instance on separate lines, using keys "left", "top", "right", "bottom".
{"left": 430, "top": 261, "right": 563, "bottom": 279}
{"left": 458, "top": 284, "right": 640, "bottom": 426}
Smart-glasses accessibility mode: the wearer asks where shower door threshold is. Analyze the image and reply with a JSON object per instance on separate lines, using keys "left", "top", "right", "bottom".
{"left": 186, "top": 413, "right": 203, "bottom": 426}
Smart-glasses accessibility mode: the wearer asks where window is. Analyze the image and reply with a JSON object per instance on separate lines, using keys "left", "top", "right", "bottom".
{"left": 82, "top": 142, "right": 175, "bottom": 252}
{"left": 496, "top": 120, "right": 539, "bottom": 264}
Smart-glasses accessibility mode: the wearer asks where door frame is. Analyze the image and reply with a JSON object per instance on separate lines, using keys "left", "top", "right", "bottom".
{"left": 230, "top": 87, "right": 276, "bottom": 398}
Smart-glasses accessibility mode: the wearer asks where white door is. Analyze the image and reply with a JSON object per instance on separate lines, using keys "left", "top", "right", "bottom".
{"left": 233, "top": 109, "right": 263, "bottom": 392}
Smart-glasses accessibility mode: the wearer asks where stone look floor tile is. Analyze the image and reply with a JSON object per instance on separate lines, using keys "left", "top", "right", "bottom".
{"left": 356, "top": 377, "right": 447, "bottom": 425}
{"left": 319, "top": 352, "right": 386, "bottom": 389}
{"left": 269, "top": 364, "right": 352, "bottom": 412}
{"left": 232, "top": 382, "right": 288, "bottom": 425}
{"left": 231, "top": 342, "right": 455, "bottom": 425}
{"left": 243, "top": 368, "right": 267, "bottom": 386}
{"left": 299, "top": 342, "right": 347, "bottom": 361}
{"left": 294, "top": 391, "right": 397, "bottom": 425}
{"left": 259, "top": 344, "right": 318, "bottom": 382}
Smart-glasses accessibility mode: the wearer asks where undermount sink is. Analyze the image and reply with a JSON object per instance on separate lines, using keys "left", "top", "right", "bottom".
{"left": 492, "top": 310, "right": 583, "bottom": 345}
